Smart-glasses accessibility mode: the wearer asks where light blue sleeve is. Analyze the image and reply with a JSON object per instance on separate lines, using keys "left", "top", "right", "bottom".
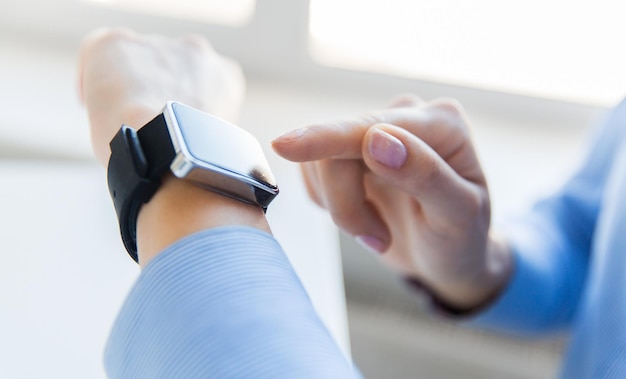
{"left": 104, "top": 226, "right": 361, "bottom": 378}
{"left": 470, "top": 99, "right": 626, "bottom": 334}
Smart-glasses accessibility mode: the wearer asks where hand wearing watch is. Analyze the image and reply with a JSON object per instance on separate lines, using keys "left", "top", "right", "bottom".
{"left": 107, "top": 101, "right": 279, "bottom": 262}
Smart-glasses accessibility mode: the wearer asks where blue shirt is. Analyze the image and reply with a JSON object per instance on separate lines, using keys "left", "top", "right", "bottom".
{"left": 474, "top": 99, "right": 626, "bottom": 377}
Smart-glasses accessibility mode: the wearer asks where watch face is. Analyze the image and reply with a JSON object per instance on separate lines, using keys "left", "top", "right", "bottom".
{"left": 166, "top": 102, "right": 278, "bottom": 193}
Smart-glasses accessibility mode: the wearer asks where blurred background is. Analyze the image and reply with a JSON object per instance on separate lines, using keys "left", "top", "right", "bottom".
{"left": 1, "top": 0, "right": 622, "bottom": 378}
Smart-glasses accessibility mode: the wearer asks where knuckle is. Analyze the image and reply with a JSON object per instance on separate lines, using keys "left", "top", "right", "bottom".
{"left": 426, "top": 163, "right": 443, "bottom": 185}
{"left": 456, "top": 190, "right": 490, "bottom": 229}
{"left": 430, "top": 98, "right": 470, "bottom": 136}
{"left": 82, "top": 27, "right": 133, "bottom": 51}
{"left": 432, "top": 97, "right": 464, "bottom": 116}
{"left": 464, "top": 190, "right": 486, "bottom": 216}
{"left": 80, "top": 28, "right": 137, "bottom": 61}
{"left": 416, "top": 154, "right": 443, "bottom": 188}
{"left": 358, "top": 111, "right": 387, "bottom": 128}
{"left": 432, "top": 189, "right": 489, "bottom": 236}
{"left": 98, "top": 27, "right": 135, "bottom": 44}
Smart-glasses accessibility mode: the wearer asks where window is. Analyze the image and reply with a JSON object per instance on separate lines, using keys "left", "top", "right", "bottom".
{"left": 309, "top": 0, "right": 626, "bottom": 106}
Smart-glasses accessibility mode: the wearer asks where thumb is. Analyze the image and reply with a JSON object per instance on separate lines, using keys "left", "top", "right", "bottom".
{"left": 362, "top": 124, "right": 486, "bottom": 227}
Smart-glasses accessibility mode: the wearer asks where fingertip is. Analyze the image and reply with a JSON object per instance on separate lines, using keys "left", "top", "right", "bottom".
{"left": 273, "top": 127, "right": 308, "bottom": 145}
{"left": 271, "top": 127, "right": 308, "bottom": 159}
{"left": 355, "top": 235, "right": 388, "bottom": 254}
{"left": 274, "top": 121, "right": 368, "bottom": 162}
{"left": 269, "top": 139, "right": 287, "bottom": 159}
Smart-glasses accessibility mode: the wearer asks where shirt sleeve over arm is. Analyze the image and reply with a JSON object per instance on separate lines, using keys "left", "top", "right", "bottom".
{"left": 471, "top": 100, "right": 626, "bottom": 334}
{"left": 105, "top": 226, "right": 360, "bottom": 378}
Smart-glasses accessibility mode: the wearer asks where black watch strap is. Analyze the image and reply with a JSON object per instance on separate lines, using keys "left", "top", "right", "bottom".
{"left": 107, "top": 113, "right": 175, "bottom": 263}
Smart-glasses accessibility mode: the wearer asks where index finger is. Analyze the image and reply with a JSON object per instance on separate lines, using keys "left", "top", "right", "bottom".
{"left": 271, "top": 102, "right": 462, "bottom": 163}
{"left": 271, "top": 120, "right": 367, "bottom": 161}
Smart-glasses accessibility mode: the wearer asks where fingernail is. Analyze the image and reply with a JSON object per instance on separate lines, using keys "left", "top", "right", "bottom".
{"left": 368, "top": 129, "right": 407, "bottom": 169}
{"left": 274, "top": 127, "right": 308, "bottom": 143}
{"left": 355, "top": 235, "right": 386, "bottom": 254}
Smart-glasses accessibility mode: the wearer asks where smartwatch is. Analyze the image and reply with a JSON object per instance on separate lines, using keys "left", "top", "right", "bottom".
{"left": 107, "top": 101, "right": 279, "bottom": 262}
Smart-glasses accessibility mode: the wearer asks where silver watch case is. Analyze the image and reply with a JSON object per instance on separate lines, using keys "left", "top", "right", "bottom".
{"left": 163, "top": 101, "right": 278, "bottom": 208}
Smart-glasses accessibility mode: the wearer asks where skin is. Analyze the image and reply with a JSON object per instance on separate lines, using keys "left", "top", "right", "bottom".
{"left": 78, "top": 28, "right": 270, "bottom": 267}
{"left": 272, "top": 96, "right": 513, "bottom": 310}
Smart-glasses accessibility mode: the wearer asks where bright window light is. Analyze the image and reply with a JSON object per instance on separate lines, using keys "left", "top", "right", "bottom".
{"left": 83, "top": 0, "right": 255, "bottom": 26}
{"left": 309, "top": 0, "right": 626, "bottom": 106}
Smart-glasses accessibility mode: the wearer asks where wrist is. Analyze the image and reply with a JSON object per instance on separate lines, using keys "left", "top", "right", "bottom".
{"left": 136, "top": 175, "right": 271, "bottom": 267}
{"left": 407, "top": 234, "right": 514, "bottom": 316}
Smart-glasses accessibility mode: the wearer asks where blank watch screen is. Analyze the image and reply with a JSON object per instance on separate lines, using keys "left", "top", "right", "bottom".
{"left": 172, "top": 102, "right": 277, "bottom": 189}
